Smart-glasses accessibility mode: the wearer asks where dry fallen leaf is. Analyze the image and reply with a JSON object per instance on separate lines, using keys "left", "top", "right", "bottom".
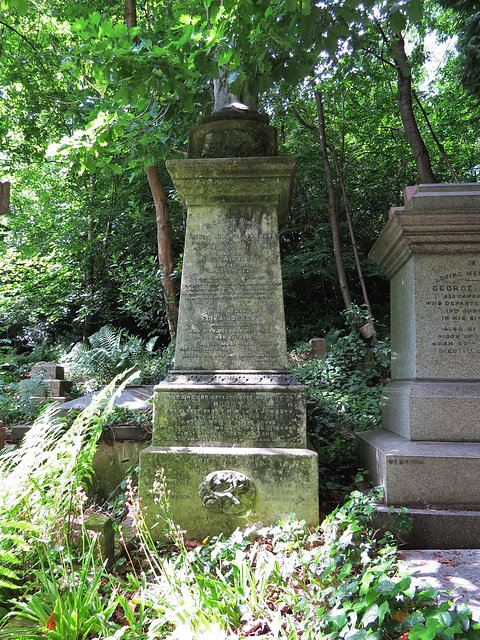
{"left": 45, "top": 608, "right": 56, "bottom": 631}
{"left": 393, "top": 611, "right": 408, "bottom": 622}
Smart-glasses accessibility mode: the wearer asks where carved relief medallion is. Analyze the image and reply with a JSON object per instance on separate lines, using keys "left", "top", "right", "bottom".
{"left": 198, "top": 470, "right": 256, "bottom": 515}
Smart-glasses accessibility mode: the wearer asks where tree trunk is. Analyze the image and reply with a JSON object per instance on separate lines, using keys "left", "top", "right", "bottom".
{"left": 394, "top": 35, "right": 437, "bottom": 184}
{"left": 125, "top": 0, "right": 177, "bottom": 340}
{"left": 330, "top": 144, "right": 377, "bottom": 338}
{"left": 83, "top": 175, "right": 97, "bottom": 342}
{"left": 146, "top": 165, "right": 178, "bottom": 341}
{"left": 314, "top": 88, "right": 353, "bottom": 310}
{"left": 125, "top": 0, "right": 137, "bottom": 34}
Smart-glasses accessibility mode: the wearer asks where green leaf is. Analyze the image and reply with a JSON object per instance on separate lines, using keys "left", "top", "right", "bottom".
{"left": 99, "top": 20, "right": 114, "bottom": 37}
{"left": 323, "top": 31, "right": 339, "bottom": 55}
{"left": 302, "top": 0, "right": 312, "bottom": 15}
{"left": 389, "top": 7, "right": 407, "bottom": 34}
{"left": 344, "top": 630, "right": 366, "bottom": 640}
{"left": 217, "top": 49, "right": 232, "bottom": 66}
{"left": 144, "top": 153, "right": 155, "bottom": 168}
{"left": 405, "top": 0, "right": 423, "bottom": 23}
{"left": 90, "top": 12, "right": 101, "bottom": 26}
{"left": 361, "top": 604, "right": 380, "bottom": 627}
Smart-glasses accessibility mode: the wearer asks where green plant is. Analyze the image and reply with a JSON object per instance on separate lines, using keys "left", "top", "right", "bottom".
{"left": 2, "top": 536, "right": 121, "bottom": 640}
{"left": 140, "top": 340, "right": 175, "bottom": 385}
{"left": 116, "top": 472, "right": 243, "bottom": 639}
{"left": 61, "top": 326, "right": 142, "bottom": 386}
{"left": 290, "top": 490, "right": 480, "bottom": 640}
{"left": 0, "top": 371, "right": 139, "bottom": 614}
{"left": 290, "top": 309, "right": 390, "bottom": 497}
{"left": 62, "top": 326, "right": 173, "bottom": 389}
{"left": 0, "top": 339, "right": 68, "bottom": 425}
{"left": 113, "top": 486, "right": 480, "bottom": 639}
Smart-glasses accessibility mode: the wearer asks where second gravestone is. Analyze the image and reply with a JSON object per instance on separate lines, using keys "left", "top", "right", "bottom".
{"left": 139, "top": 109, "right": 319, "bottom": 539}
{"left": 358, "top": 184, "right": 480, "bottom": 512}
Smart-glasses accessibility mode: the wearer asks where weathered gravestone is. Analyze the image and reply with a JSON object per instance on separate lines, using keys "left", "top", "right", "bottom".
{"left": 358, "top": 184, "right": 480, "bottom": 518}
{"left": 139, "top": 108, "right": 319, "bottom": 539}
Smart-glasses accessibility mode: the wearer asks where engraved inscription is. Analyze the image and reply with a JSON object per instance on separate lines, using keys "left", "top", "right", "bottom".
{"left": 175, "top": 208, "right": 287, "bottom": 368}
{"left": 423, "top": 258, "right": 480, "bottom": 359}
{"left": 153, "top": 389, "right": 306, "bottom": 448}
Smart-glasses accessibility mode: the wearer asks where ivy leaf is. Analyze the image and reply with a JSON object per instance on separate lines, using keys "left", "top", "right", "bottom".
{"left": 302, "top": 0, "right": 312, "bottom": 15}
{"left": 361, "top": 604, "right": 380, "bottom": 627}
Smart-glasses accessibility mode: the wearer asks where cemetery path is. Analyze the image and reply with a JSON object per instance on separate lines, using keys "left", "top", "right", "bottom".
{"left": 399, "top": 549, "right": 480, "bottom": 622}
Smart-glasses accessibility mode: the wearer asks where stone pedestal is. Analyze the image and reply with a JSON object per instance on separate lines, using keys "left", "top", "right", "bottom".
{"left": 139, "top": 117, "right": 318, "bottom": 539}
{"left": 358, "top": 184, "right": 480, "bottom": 512}
{"left": 30, "top": 363, "right": 72, "bottom": 404}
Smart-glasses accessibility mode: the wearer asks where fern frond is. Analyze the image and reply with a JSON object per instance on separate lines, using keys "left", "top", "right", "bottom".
{"left": 0, "top": 370, "right": 140, "bottom": 533}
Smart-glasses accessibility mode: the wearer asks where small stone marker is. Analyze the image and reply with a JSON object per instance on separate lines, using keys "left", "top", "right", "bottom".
{"left": 29, "top": 363, "right": 72, "bottom": 404}
{"left": 308, "top": 338, "right": 326, "bottom": 359}
{"left": 358, "top": 184, "right": 480, "bottom": 511}
{"left": 139, "top": 107, "right": 319, "bottom": 539}
{"left": 84, "top": 512, "right": 115, "bottom": 564}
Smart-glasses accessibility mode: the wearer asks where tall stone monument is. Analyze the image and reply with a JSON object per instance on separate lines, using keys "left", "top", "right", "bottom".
{"left": 139, "top": 107, "right": 319, "bottom": 539}
{"left": 358, "top": 184, "right": 480, "bottom": 518}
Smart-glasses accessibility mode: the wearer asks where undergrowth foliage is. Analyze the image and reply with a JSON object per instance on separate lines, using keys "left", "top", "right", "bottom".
{"left": 62, "top": 326, "right": 169, "bottom": 389}
{"left": 0, "top": 371, "right": 139, "bottom": 615}
{"left": 290, "top": 308, "right": 390, "bottom": 494}
{"left": 0, "top": 403, "right": 479, "bottom": 639}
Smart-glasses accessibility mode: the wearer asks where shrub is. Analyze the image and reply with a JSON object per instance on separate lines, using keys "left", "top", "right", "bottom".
{"left": 290, "top": 308, "right": 390, "bottom": 496}
{"left": 61, "top": 326, "right": 172, "bottom": 389}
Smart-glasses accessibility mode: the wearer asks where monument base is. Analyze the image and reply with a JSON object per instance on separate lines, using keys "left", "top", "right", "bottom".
{"left": 152, "top": 372, "right": 308, "bottom": 449}
{"left": 381, "top": 380, "right": 480, "bottom": 441}
{"left": 371, "top": 504, "right": 480, "bottom": 549}
{"left": 139, "top": 445, "right": 319, "bottom": 540}
{"left": 357, "top": 429, "right": 480, "bottom": 510}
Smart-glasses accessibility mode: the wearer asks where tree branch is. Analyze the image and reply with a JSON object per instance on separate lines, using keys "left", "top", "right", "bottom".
{"left": 360, "top": 45, "right": 396, "bottom": 69}
{"left": 290, "top": 104, "right": 317, "bottom": 132}
{"left": 0, "top": 20, "right": 41, "bottom": 54}
{"left": 413, "top": 90, "right": 460, "bottom": 182}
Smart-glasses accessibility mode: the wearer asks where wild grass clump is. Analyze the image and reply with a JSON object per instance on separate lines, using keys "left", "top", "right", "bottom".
{"left": 0, "top": 371, "right": 139, "bottom": 618}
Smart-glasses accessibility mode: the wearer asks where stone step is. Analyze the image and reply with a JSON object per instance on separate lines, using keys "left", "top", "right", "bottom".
{"left": 357, "top": 428, "right": 480, "bottom": 510}
{"left": 372, "top": 504, "right": 480, "bottom": 549}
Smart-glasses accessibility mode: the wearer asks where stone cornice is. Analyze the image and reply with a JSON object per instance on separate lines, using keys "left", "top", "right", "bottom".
{"left": 166, "top": 157, "right": 296, "bottom": 224}
{"left": 369, "top": 184, "right": 480, "bottom": 278}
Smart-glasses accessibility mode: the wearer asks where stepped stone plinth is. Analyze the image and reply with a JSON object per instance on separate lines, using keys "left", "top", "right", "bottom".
{"left": 139, "top": 109, "right": 319, "bottom": 539}
{"left": 30, "top": 363, "right": 72, "bottom": 404}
